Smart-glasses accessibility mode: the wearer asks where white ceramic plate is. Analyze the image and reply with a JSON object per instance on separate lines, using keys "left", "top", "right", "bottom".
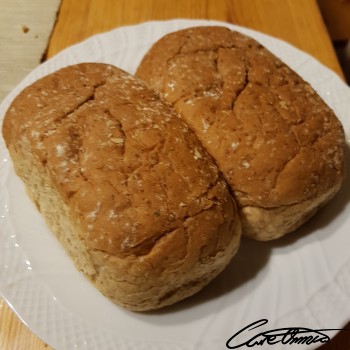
{"left": 1, "top": 19, "right": 350, "bottom": 350}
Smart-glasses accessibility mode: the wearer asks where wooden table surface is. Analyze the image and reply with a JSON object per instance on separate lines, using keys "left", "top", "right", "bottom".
{"left": 1, "top": 0, "right": 349, "bottom": 349}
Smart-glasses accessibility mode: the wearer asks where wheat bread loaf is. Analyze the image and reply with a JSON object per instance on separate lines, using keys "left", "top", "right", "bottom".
{"left": 2, "top": 63, "right": 241, "bottom": 311}
{"left": 136, "top": 26, "right": 346, "bottom": 240}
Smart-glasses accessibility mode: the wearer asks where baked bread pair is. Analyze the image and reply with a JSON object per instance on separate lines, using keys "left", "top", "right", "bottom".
{"left": 2, "top": 26, "right": 345, "bottom": 311}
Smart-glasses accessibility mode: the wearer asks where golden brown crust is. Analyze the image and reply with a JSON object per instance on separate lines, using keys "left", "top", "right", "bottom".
{"left": 136, "top": 26, "right": 346, "bottom": 239}
{"left": 2, "top": 63, "right": 241, "bottom": 310}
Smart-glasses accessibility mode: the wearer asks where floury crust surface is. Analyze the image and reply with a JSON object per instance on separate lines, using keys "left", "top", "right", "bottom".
{"left": 2, "top": 63, "right": 241, "bottom": 311}
{"left": 136, "top": 26, "right": 346, "bottom": 240}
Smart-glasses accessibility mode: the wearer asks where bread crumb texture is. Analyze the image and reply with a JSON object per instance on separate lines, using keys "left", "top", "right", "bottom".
{"left": 136, "top": 26, "right": 346, "bottom": 240}
{"left": 2, "top": 63, "right": 241, "bottom": 311}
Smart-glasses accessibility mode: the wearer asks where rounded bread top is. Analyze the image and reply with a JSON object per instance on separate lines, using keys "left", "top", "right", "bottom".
{"left": 136, "top": 26, "right": 345, "bottom": 208}
{"left": 3, "top": 63, "right": 237, "bottom": 258}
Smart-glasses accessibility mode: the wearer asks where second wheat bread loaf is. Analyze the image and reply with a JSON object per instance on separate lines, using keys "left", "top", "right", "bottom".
{"left": 136, "top": 26, "right": 346, "bottom": 240}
